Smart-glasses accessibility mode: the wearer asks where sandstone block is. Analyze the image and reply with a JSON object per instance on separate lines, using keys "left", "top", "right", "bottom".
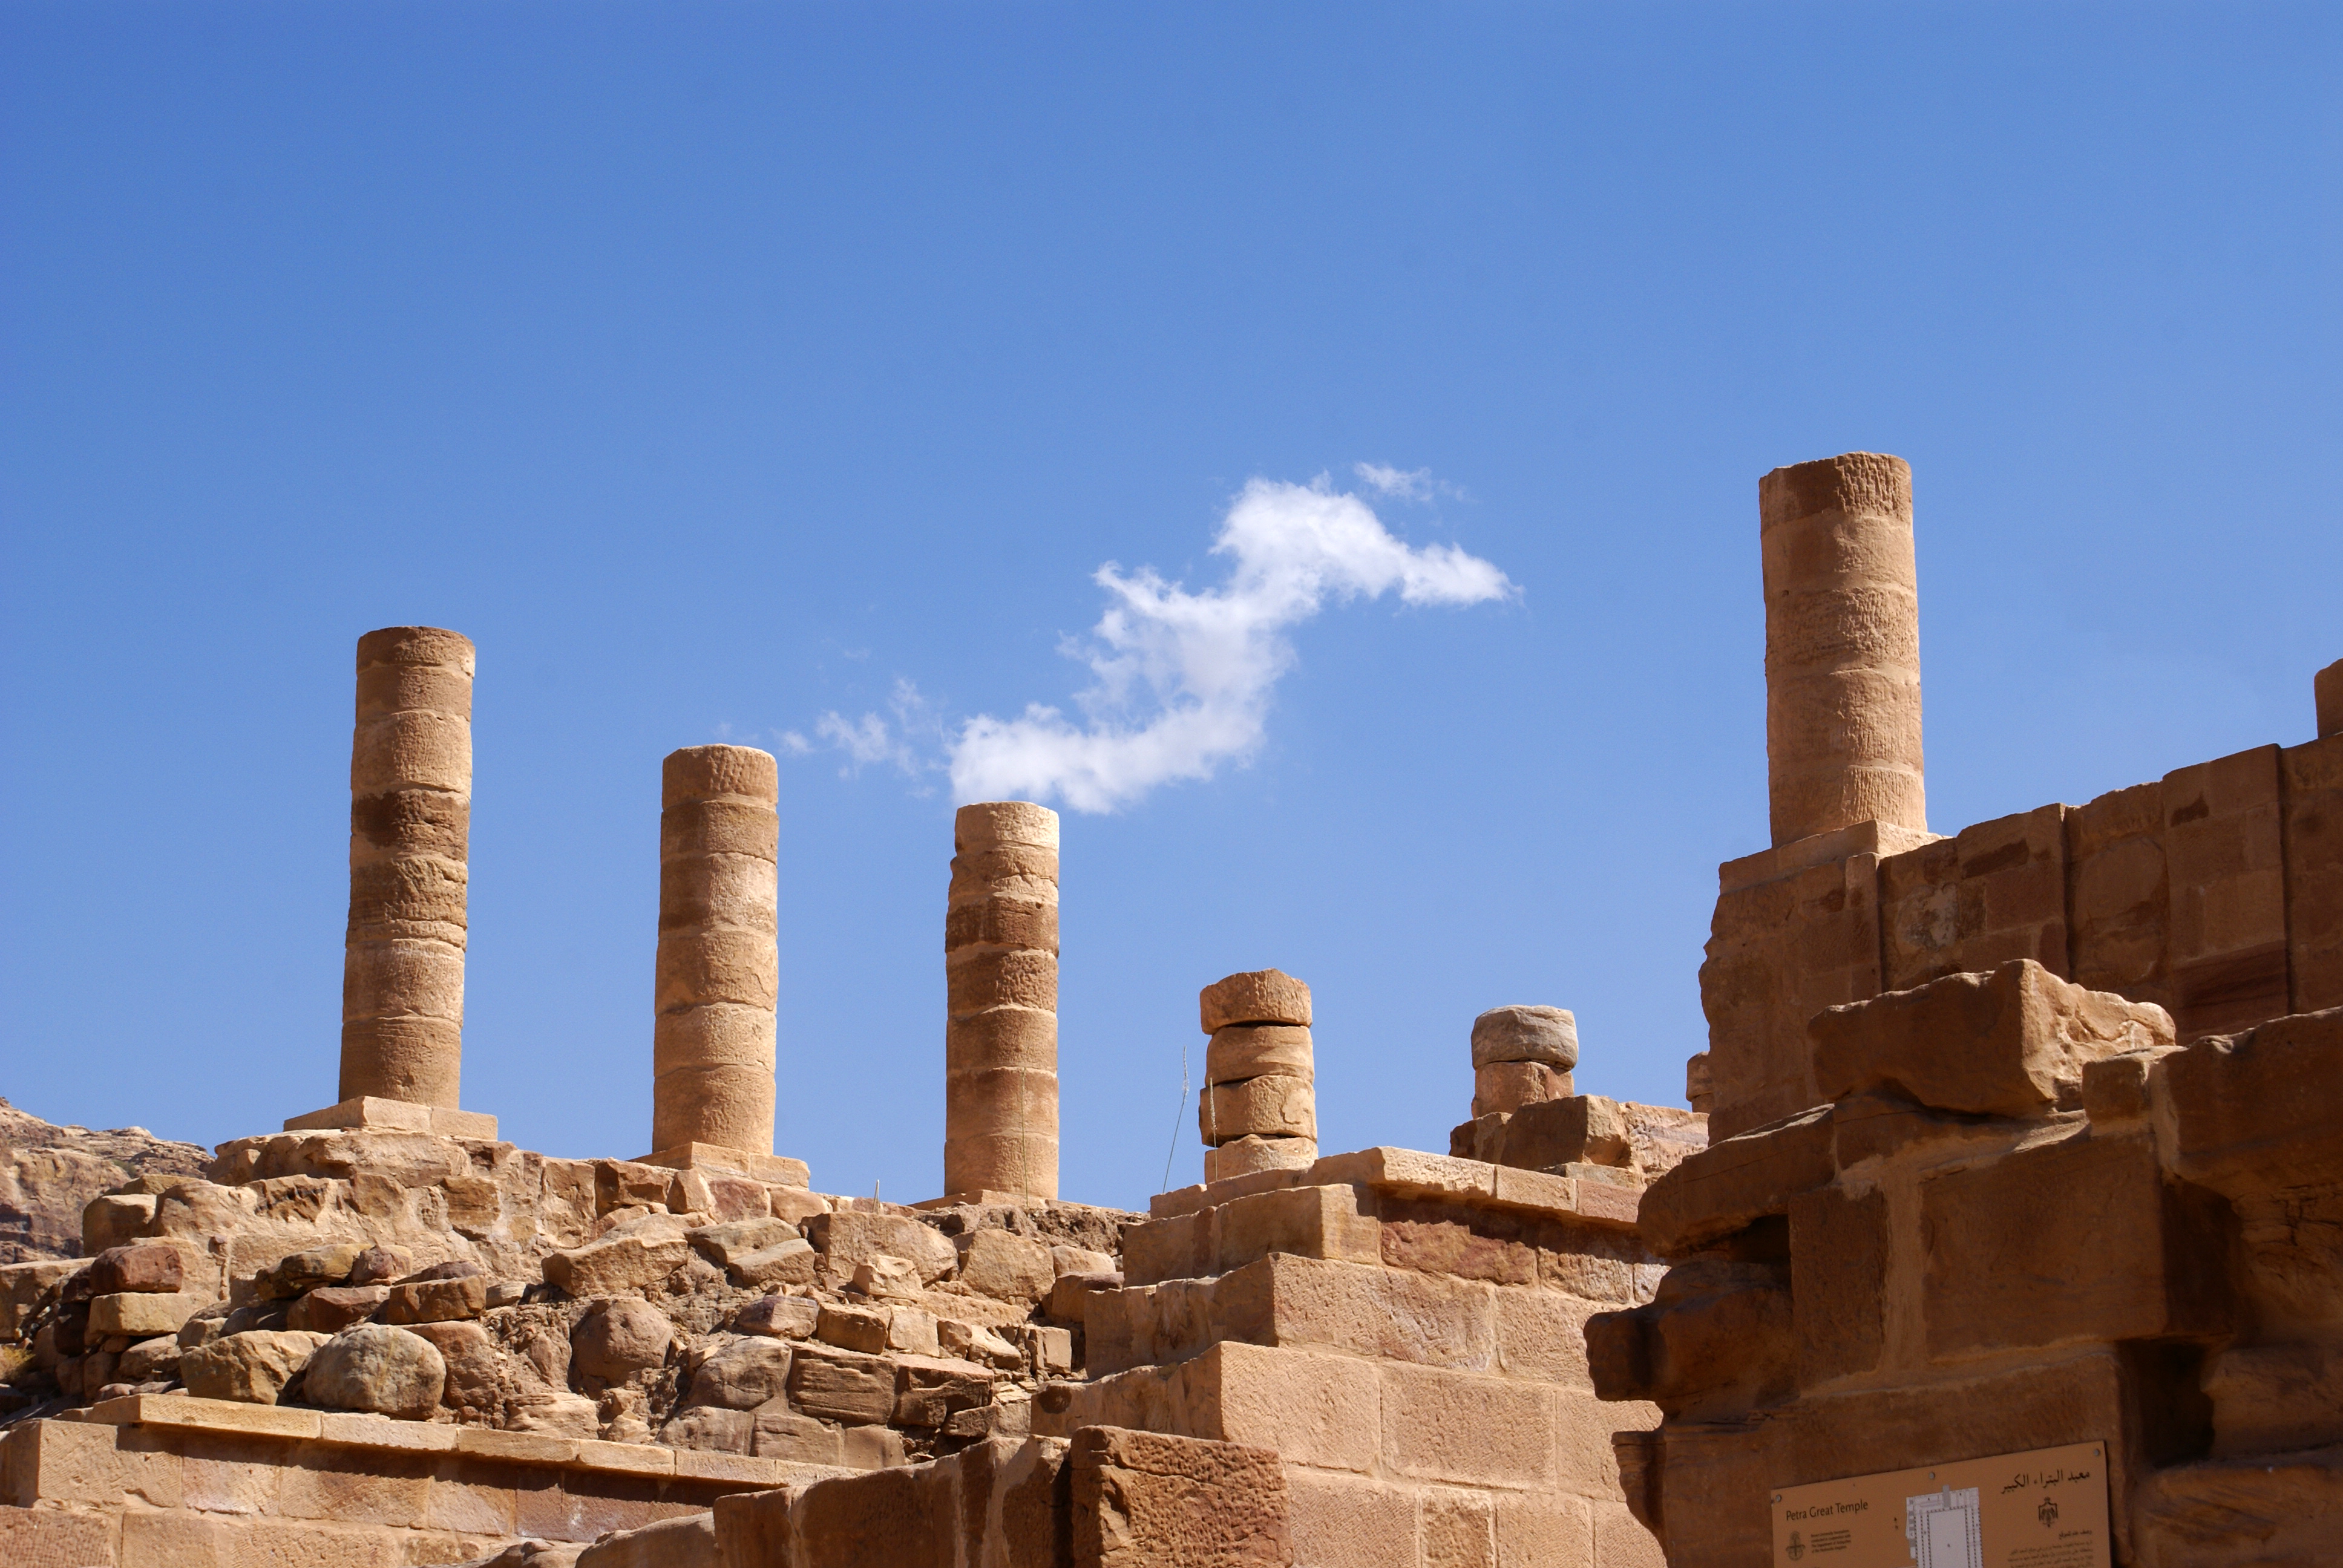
{"left": 1069, "top": 1425, "right": 1294, "bottom": 1568}
{"left": 788, "top": 1344, "right": 898, "bottom": 1425}
{"left": 1788, "top": 1185, "right": 1887, "bottom": 1385}
{"left": 686, "top": 1336, "right": 795, "bottom": 1410}
{"left": 851, "top": 1253, "right": 923, "bottom": 1300}
{"left": 1200, "top": 1076, "right": 1317, "bottom": 1143}
{"left": 80, "top": 1192, "right": 158, "bottom": 1255}
{"left": 1380, "top": 1360, "right": 1555, "bottom": 1488}
{"left": 1203, "top": 1136, "right": 1317, "bottom": 1183}
{"left": 729, "top": 1239, "right": 817, "bottom": 1290}
{"left": 948, "top": 947, "right": 1060, "bottom": 1014}
{"left": 1205, "top": 1025, "right": 1314, "bottom": 1086}
{"left": 955, "top": 1229, "right": 1057, "bottom": 1304}
{"left": 958, "top": 799, "right": 1061, "bottom": 851}
{"left": 89, "top": 1243, "right": 183, "bottom": 1296}
{"left": 817, "top": 1304, "right": 893, "bottom": 1354}
{"left": 892, "top": 1357, "right": 992, "bottom": 1426}
{"left": 1207, "top": 1253, "right": 1497, "bottom": 1375}
{"left": 1471, "top": 1060, "right": 1572, "bottom": 1118}
{"left": 287, "top": 1285, "right": 392, "bottom": 1334}
{"left": 303, "top": 1323, "right": 447, "bottom": 1419}
{"left": 1054, "top": 1244, "right": 1118, "bottom": 1278}
{"left": 664, "top": 1403, "right": 755, "bottom": 1453}
{"left": 399, "top": 1318, "right": 500, "bottom": 1417}
{"left": 945, "top": 895, "right": 1061, "bottom": 953}
{"left": 544, "top": 1234, "right": 690, "bottom": 1296}
{"left": 179, "top": 1328, "right": 330, "bottom": 1404}
{"left": 886, "top": 1304, "right": 942, "bottom": 1356}
{"left": 804, "top": 1210, "right": 958, "bottom": 1283}
{"left": 1636, "top": 1103, "right": 1833, "bottom": 1257}
{"left": 257, "top": 1242, "right": 364, "bottom": 1300}
{"left": 2164, "top": 1007, "right": 2343, "bottom": 1194}
{"left": 87, "top": 1290, "right": 209, "bottom": 1338}
{"left": 752, "top": 1405, "right": 843, "bottom": 1465}
{"left": 735, "top": 1293, "right": 820, "bottom": 1340}
{"left": 1285, "top": 1469, "right": 1417, "bottom": 1568}
{"left": 942, "top": 1318, "right": 1029, "bottom": 1370}
{"left": 687, "top": 1217, "right": 797, "bottom": 1267}
{"left": 1811, "top": 958, "right": 2172, "bottom": 1118}
{"left": 946, "top": 1008, "right": 1060, "bottom": 1073}
{"left": 1470, "top": 1005, "right": 1579, "bottom": 1069}
{"left": 572, "top": 1298, "right": 675, "bottom": 1383}
{"left": 1921, "top": 1131, "right": 2231, "bottom": 1356}
{"left": 116, "top": 1334, "right": 180, "bottom": 1382}
{"left": 1215, "top": 1184, "right": 1381, "bottom": 1277}
{"left": 1201, "top": 970, "right": 1312, "bottom": 1033}
{"left": 381, "top": 1273, "right": 487, "bottom": 1323}
{"left": 1496, "top": 1094, "right": 1631, "bottom": 1172}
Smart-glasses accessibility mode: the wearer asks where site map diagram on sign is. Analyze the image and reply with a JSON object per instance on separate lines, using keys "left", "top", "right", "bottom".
{"left": 1770, "top": 1442, "right": 2109, "bottom": 1568}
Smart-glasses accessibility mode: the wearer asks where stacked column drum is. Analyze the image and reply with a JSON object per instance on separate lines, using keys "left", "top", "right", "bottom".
{"left": 651, "top": 745, "right": 781, "bottom": 1158}
{"left": 340, "top": 627, "right": 474, "bottom": 1109}
{"left": 1470, "top": 1005, "right": 1578, "bottom": 1119}
{"left": 944, "top": 802, "right": 1061, "bottom": 1201}
{"left": 1198, "top": 969, "right": 1317, "bottom": 1182}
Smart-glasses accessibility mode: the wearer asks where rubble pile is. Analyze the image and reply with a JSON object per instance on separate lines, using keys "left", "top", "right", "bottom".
{"left": 0, "top": 1109, "right": 1134, "bottom": 1476}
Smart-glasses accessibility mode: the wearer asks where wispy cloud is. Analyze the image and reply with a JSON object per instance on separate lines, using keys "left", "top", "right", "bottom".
{"left": 943, "top": 474, "right": 1513, "bottom": 812}
{"left": 782, "top": 679, "right": 934, "bottom": 779}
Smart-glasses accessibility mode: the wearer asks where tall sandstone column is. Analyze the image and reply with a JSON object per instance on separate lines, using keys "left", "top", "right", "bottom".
{"left": 652, "top": 745, "right": 781, "bottom": 1160}
{"left": 1760, "top": 452, "right": 1927, "bottom": 847}
{"left": 341, "top": 627, "right": 474, "bottom": 1108}
{"left": 945, "top": 802, "right": 1060, "bottom": 1201}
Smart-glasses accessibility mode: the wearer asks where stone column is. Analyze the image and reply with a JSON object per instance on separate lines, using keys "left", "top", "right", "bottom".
{"left": 651, "top": 745, "right": 780, "bottom": 1162}
{"left": 339, "top": 627, "right": 474, "bottom": 1110}
{"left": 1760, "top": 452, "right": 1927, "bottom": 847}
{"left": 1199, "top": 969, "right": 1316, "bottom": 1182}
{"left": 1470, "top": 1005, "right": 1577, "bottom": 1118}
{"left": 945, "top": 802, "right": 1060, "bottom": 1201}
{"left": 2318, "top": 658, "right": 2342, "bottom": 739}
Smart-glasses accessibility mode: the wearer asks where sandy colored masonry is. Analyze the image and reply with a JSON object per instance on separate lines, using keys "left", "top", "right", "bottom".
{"left": 340, "top": 626, "right": 474, "bottom": 1109}
{"left": 652, "top": 745, "right": 781, "bottom": 1160}
{"left": 944, "top": 800, "right": 1061, "bottom": 1201}
{"left": 1760, "top": 452, "right": 1926, "bottom": 848}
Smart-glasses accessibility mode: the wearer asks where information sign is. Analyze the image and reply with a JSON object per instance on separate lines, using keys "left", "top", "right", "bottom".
{"left": 1769, "top": 1441, "right": 2110, "bottom": 1568}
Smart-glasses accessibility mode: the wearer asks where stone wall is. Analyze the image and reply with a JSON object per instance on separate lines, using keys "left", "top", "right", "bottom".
{"left": 1700, "top": 731, "right": 2343, "bottom": 1142}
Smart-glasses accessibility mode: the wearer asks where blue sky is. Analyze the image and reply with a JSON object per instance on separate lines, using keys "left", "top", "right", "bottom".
{"left": 3, "top": 4, "right": 2336, "bottom": 1210}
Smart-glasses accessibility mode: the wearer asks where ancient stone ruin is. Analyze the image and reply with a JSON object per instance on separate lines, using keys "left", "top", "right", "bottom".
{"left": 2, "top": 451, "right": 2336, "bottom": 1567}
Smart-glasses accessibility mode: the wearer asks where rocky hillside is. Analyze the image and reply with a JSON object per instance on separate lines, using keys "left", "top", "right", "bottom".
{"left": 0, "top": 1097, "right": 210, "bottom": 1263}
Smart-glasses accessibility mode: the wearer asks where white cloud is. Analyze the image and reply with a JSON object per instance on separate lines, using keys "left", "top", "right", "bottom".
{"left": 801, "top": 679, "right": 934, "bottom": 778}
{"left": 945, "top": 475, "right": 1514, "bottom": 812}
{"left": 1353, "top": 462, "right": 1433, "bottom": 499}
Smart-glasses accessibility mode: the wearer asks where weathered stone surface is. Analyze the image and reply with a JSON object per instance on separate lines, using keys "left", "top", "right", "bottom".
{"left": 571, "top": 1297, "right": 676, "bottom": 1383}
{"left": 256, "top": 1241, "right": 365, "bottom": 1299}
{"left": 574, "top": 1511, "right": 719, "bottom": 1568}
{"left": 1470, "top": 1060, "right": 1573, "bottom": 1119}
{"left": 303, "top": 1322, "right": 447, "bottom": 1418}
{"left": 2164, "top": 1007, "right": 2343, "bottom": 1194}
{"left": 178, "top": 1328, "right": 330, "bottom": 1403}
{"left": 1921, "top": 1131, "right": 2232, "bottom": 1356}
{"left": 1205, "top": 1025, "right": 1314, "bottom": 1086}
{"left": 1810, "top": 958, "right": 2171, "bottom": 1117}
{"left": 948, "top": 801, "right": 1062, "bottom": 1203}
{"left": 1789, "top": 1184, "right": 1887, "bottom": 1386}
{"left": 1759, "top": 452, "right": 1925, "bottom": 846}
{"left": 851, "top": 1252, "right": 923, "bottom": 1300}
{"left": 804, "top": 1210, "right": 957, "bottom": 1283}
{"left": 1470, "top": 1005, "right": 1579, "bottom": 1070}
{"left": 1203, "top": 1136, "right": 1318, "bottom": 1183}
{"left": 684, "top": 1334, "right": 795, "bottom": 1410}
{"left": 788, "top": 1342, "right": 897, "bottom": 1425}
{"left": 87, "top": 1243, "right": 183, "bottom": 1295}
{"left": 686, "top": 1217, "right": 795, "bottom": 1268}
{"left": 381, "top": 1272, "right": 486, "bottom": 1322}
{"left": 544, "top": 1233, "right": 690, "bottom": 1296}
{"left": 733, "top": 1293, "right": 820, "bottom": 1340}
{"left": 730, "top": 1237, "right": 818, "bottom": 1288}
{"left": 1636, "top": 1102, "right": 1833, "bottom": 1257}
{"left": 816, "top": 1303, "right": 893, "bottom": 1354}
{"left": 1496, "top": 1095, "right": 1631, "bottom": 1172}
{"left": 285, "top": 1282, "right": 392, "bottom": 1333}
{"left": 401, "top": 1318, "right": 502, "bottom": 1416}
{"left": 1070, "top": 1425, "right": 1294, "bottom": 1568}
{"left": 87, "top": 1289, "right": 208, "bottom": 1338}
{"left": 956, "top": 1228, "right": 1055, "bottom": 1304}
{"left": 1200, "top": 1077, "right": 1316, "bottom": 1143}
{"left": 1200, "top": 970, "right": 1312, "bottom": 1033}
